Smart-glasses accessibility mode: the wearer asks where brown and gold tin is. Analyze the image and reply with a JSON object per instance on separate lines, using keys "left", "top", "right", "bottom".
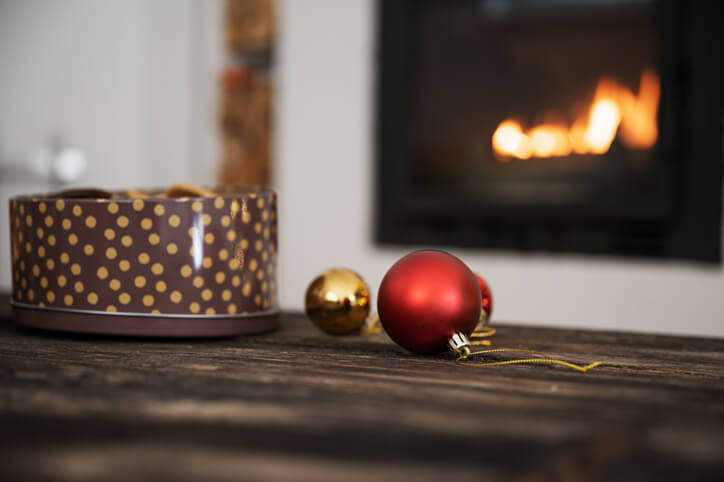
{"left": 8, "top": 186, "right": 278, "bottom": 337}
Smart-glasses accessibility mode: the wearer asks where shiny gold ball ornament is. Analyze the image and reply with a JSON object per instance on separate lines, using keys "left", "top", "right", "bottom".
{"left": 305, "top": 268, "right": 371, "bottom": 335}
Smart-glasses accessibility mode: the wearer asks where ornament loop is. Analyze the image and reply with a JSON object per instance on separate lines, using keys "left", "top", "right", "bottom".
{"left": 456, "top": 347, "right": 602, "bottom": 373}
{"left": 455, "top": 327, "right": 602, "bottom": 373}
{"left": 360, "top": 314, "right": 382, "bottom": 336}
{"left": 470, "top": 326, "right": 496, "bottom": 346}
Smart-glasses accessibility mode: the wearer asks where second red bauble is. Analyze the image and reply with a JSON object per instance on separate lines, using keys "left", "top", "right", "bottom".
{"left": 474, "top": 273, "right": 493, "bottom": 322}
{"left": 377, "top": 250, "right": 482, "bottom": 354}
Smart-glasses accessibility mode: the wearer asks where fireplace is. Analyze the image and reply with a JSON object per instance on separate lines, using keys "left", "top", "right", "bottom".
{"left": 375, "top": 0, "right": 722, "bottom": 262}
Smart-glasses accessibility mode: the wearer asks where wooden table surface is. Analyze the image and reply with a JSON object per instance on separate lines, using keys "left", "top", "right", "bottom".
{"left": 1, "top": 297, "right": 723, "bottom": 481}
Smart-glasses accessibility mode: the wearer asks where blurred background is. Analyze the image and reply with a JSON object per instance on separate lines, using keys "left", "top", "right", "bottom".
{"left": 1, "top": 0, "right": 722, "bottom": 336}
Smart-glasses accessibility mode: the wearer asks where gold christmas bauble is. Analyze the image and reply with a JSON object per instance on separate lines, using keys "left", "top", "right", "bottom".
{"left": 305, "top": 268, "right": 371, "bottom": 335}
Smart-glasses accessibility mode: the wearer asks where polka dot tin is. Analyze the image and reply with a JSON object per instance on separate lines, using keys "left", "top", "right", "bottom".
{"left": 8, "top": 186, "right": 279, "bottom": 337}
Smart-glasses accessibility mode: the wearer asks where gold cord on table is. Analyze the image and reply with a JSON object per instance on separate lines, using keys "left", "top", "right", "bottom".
{"left": 360, "top": 315, "right": 601, "bottom": 373}
{"left": 470, "top": 326, "right": 496, "bottom": 346}
{"left": 457, "top": 326, "right": 602, "bottom": 373}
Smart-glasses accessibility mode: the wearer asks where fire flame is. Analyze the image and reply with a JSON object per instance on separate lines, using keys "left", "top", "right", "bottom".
{"left": 492, "top": 70, "right": 659, "bottom": 161}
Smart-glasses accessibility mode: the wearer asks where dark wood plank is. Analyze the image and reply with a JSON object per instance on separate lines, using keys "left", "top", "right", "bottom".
{"left": 0, "top": 304, "right": 723, "bottom": 481}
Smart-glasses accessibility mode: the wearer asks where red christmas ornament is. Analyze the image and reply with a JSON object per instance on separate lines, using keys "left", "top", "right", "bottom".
{"left": 377, "top": 250, "right": 481, "bottom": 354}
{"left": 474, "top": 273, "right": 493, "bottom": 323}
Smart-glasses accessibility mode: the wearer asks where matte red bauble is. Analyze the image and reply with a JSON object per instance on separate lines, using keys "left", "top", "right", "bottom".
{"left": 377, "top": 250, "right": 482, "bottom": 354}
{"left": 474, "top": 273, "right": 493, "bottom": 323}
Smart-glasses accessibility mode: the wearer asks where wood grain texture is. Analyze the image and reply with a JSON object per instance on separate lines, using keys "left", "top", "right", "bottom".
{"left": 0, "top": 300, "right": 723, "bottom": 481}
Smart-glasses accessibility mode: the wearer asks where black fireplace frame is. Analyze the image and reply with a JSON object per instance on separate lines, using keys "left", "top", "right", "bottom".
{"left": 375, "top": 0, "right": 722, "bottom": 262}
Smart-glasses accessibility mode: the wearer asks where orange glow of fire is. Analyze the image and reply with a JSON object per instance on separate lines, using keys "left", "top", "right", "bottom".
{"left": 492, "top": 70, "right": 659, "bottom": 161}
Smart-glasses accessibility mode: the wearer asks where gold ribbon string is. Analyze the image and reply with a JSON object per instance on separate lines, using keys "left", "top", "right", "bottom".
{"left": 470, "top": 326, "right": 496, "bottom": 346}
{"left": 458, "top": 327, "right": 602, "bottom": 373}
{"left": 360, "top": 314, "right": 382, "bottom": 336}
{"left": 361, "top": 316, "right": 601, "bottom": 372}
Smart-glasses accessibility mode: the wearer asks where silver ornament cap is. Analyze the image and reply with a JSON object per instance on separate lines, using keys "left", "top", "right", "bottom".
{"left": 448, "top": 332, "right": 472, "bottom": 358}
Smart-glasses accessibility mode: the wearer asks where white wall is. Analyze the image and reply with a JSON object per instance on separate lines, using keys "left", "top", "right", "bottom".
{"left": 276, "top": 0, "right": 724, "bottom": 337}
{"left": 0, "top": 0, "right": 222, "bottom": 291}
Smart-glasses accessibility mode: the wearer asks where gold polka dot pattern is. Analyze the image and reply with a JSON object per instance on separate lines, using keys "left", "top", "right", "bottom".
{"left": 9, "top": 188, "right": 278, "bottom": 316}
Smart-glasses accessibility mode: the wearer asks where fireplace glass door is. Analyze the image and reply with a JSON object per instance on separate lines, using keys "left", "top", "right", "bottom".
{"left": 376, "top": 0, "right": 722, "bottom": 262}
{"left": 409, "top": 0, "right": 661, "bottom": 211}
